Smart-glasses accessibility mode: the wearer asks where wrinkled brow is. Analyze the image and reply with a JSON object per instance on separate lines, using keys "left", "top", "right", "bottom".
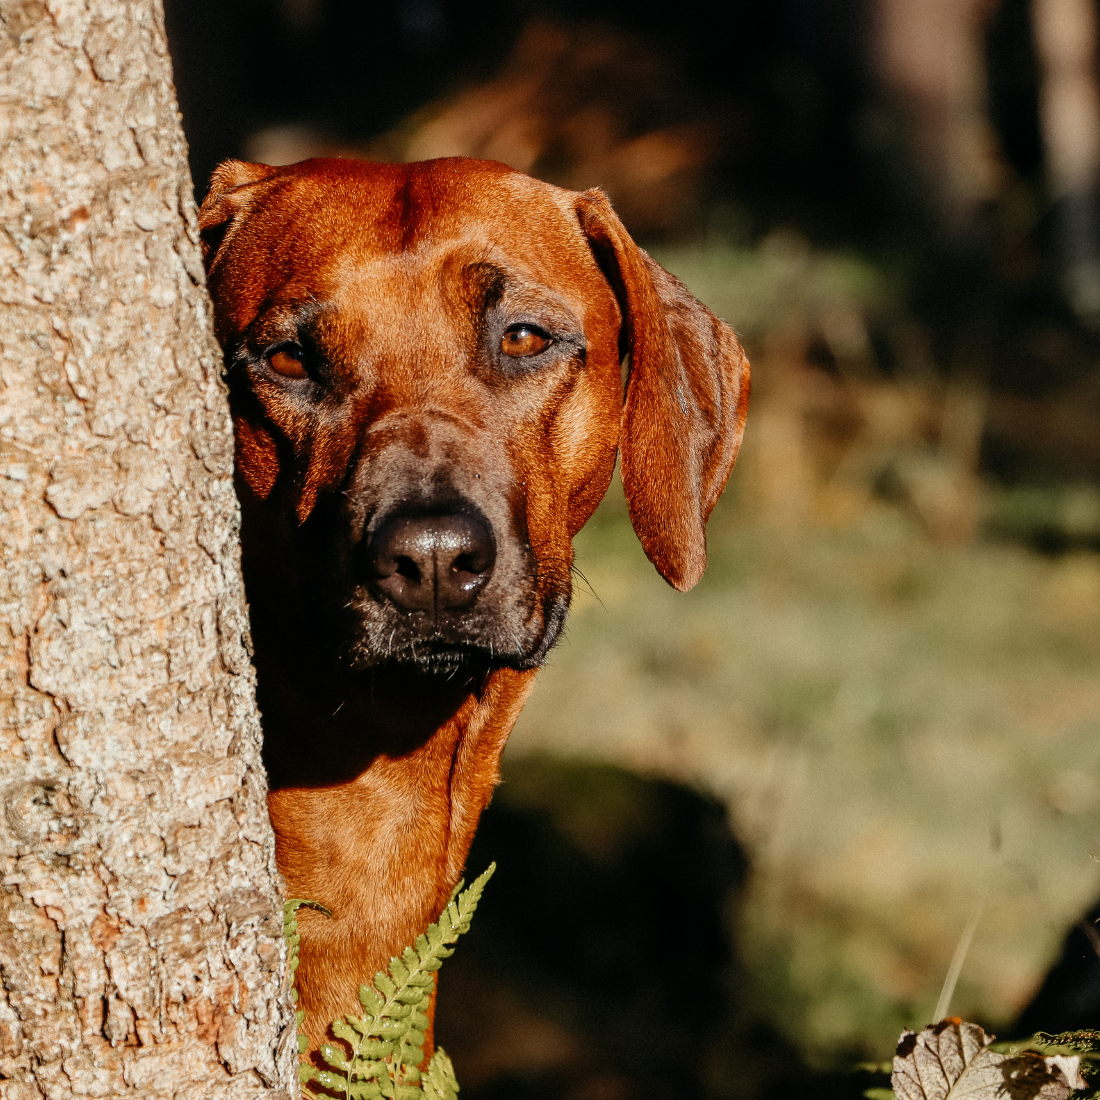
{"left": 243, "top": 298, "right": 334, "bottom": 350}
{"left": 458, "top": 260, "right": 581, "bottom": 328}
{"left": 456, "top": 261, "right": 507, "bottom": 312}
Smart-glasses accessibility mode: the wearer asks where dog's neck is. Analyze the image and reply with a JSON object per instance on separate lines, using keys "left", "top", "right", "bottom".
{"left": 250, "top": 617, "right": 537, "bottom": 1044}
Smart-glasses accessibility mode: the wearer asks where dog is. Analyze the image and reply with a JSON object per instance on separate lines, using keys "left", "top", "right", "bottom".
{"left": 198, "top": 156, "right": 749, "bottom": 1051}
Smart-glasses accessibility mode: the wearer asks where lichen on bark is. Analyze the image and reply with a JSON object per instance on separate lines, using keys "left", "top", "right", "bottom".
{"left": 0, "top": 1, "right": 296, "bottom": 1096}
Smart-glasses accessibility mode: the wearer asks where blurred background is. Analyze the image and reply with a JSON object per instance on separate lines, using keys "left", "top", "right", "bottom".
{"left": 164, "top": 1, "right": 1100, "bottom": 1096}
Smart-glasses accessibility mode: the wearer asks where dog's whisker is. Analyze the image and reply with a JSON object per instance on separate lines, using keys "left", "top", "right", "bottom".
{"left": 570, "top": 564, "right": 604, "bottom": 608}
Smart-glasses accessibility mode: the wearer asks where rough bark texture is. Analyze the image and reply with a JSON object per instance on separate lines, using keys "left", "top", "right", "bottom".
{"left": 0, "top": 1, "right": 297, "bottom": 1096}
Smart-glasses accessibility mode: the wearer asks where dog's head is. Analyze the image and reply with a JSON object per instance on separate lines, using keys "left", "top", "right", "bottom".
{"left": 199, "top": 157, "right": 748, "bottom": 676}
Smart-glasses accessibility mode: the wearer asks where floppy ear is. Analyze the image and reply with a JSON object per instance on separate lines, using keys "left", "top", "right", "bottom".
{"left": 198, "top": 159, "right": 279, "bottom": 269}
{"left": 577, "top": 189, "right": 750, "bottom": 592}
{"left": 198, "top": 161, "right": 283, "bottom": 501}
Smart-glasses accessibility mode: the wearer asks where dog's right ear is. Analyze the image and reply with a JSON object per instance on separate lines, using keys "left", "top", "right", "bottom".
{"left": 577, "top": 189, "right": 749, "bottom": 592}
{"left": 198, "top": 160, "right": 279, "bottom": 269}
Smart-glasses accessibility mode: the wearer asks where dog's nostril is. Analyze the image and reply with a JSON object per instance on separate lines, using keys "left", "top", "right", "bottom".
{"left": 395, "top": 557, "right": 421, "bottom": 582}
{"left": 452, "top": 551, "right": 487, "bottom": 576}
{"left": 365, "top": 509, "right": 496, "bottom": 614}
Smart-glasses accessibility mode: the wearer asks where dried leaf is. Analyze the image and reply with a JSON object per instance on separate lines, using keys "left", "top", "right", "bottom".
{"left": 892, "top": 1019, "right": 1086, "bottom": 1100}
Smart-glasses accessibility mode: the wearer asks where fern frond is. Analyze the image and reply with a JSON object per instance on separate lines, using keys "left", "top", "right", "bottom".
{"left": 1032, "top": 1031, "right": 1100, "bottom": 1055}
{"left": 302, "top": 864, "right": 494, "bottom": 1098}
{"left": 319, "top": 1043, "right": 351, "bottom": 1072}
{"left": 421, "top": 1048, "right": 460, "bottom": 1100}
{"left": 284, "top": 898, "right": 333, "bottom": 973}
{"left": 284, "top": 898, "right": 333, "bottom": 1066}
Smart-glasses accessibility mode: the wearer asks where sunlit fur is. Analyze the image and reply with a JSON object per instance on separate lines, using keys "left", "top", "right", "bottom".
{"left": 199, "top": 156, "right": 748, "bottom": 1048}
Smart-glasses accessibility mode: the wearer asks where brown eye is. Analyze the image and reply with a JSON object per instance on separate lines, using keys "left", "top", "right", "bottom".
{"left": 501, "top": 325, "right": 551, "bottom": 358}
{"left": 268, "top": 346, "right": 307, "bottom": 378}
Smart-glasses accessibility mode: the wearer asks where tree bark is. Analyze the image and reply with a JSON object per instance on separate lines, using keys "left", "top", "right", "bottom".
{"left": 1031, "top": 0, "right": 1100, "bottom": 321}
{"left": 0, "top": 2, "right": 296, "bottom": 1096}
{"left": 873, "top": 0, "right": 1005, "bottom": 232}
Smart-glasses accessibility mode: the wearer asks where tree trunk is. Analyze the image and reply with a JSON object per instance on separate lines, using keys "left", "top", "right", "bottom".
{"left": 0, "top": 2, "right": 296, "bottom": 1096}
{"left": 1031, "top": 0, "right": 1100, "bottom": 321}
{"left": 873, "top": 0, "right": 1005, "bottom": 233}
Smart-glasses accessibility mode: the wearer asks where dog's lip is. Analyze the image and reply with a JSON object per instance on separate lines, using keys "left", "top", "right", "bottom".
{"left": 348, "top": 633, "right": 514, "bottom": 660}
{"left": 338, "top": 587, "right": 568, "bottom": 673}
{"left": 343, "top": 638, "right": 501, "bottom": 674}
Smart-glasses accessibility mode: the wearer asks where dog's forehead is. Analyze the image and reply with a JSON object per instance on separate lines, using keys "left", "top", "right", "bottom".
{"left": 258, "top": 158, "right": 596, "bottom": 283}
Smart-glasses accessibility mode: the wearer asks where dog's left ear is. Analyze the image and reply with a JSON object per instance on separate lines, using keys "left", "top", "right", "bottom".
{"left": 577, "top": 189, "right": 750, "bottom": 592}
{"left": 198, "top": 159, "right": 280, "bottom": 269}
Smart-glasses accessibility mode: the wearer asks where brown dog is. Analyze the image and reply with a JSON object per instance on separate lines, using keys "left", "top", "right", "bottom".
{"left": 198, "top": 156, "right": 748, "bottom": 1050}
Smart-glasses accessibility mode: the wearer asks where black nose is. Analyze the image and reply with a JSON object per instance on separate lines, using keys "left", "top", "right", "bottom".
{"left": 365, "top": 511, "right": 496, "bottom": 614}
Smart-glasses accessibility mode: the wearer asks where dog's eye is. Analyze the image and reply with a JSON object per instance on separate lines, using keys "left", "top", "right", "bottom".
{"left": 268, "top": 345, "right": 308, "bottom": 379}
{"left": 501, "top": 325, "right": 551, "bottom": 358}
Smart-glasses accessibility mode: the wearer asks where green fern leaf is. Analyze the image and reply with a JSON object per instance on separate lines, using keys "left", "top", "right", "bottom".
{"left": 398, "top": 1025, "right": 427, "bottom": 1059}
{"left": 319, "top": 1043, "right": 350, "bottom": 1071}
{"left": 283, "top": 897, "right": 332, "bottom": 924}
{"left": 373, "top": 1018, "right": 408, "bottom": 1041}
{"left": 342, "top": 1015, "right": 380, "bottom": 1042}
{"left": 332, "top": 1019, "right": 359, "bottom": 1043}
{"left": 1033, "top": 1031, "right": 1100, "bottom": 1054}
{"left": 284, "top": 896, "right": 332, "bottom": 1073}
{"left": 284, "top": 899, "right": 332, "bottom": 954}
{"left": 355, "top": 1060, "right": 387, "bottom": 1082}
{"left": 350, "top": 1084, "right": 384, "bottom": 1100}
{"left": 314, "top": 1069, "right": 350, "bottom": 1092}
{"left": 332, "top": 1025, "right": 391, "bottom": 1061}
{"left": 301, "top": 864, "right": 495, "bottom": 1098}
{"left": 377, "top": 1061, "right": 396, "bottom": 1098}
{"left": 422, "top": 1048, "right": 460, "bottom": 1100}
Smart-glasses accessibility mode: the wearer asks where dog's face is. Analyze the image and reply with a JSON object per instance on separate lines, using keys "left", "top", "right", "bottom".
{"left": 200, "top": 157, "right": 748, "bottom": 677}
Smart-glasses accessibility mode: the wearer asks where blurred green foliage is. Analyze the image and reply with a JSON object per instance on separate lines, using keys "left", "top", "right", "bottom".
{"left": 651, "top": 230, "right": 887, "bottom": 342}
{"left": 512, "top": 468, "right": 1100, "bottom": 1063}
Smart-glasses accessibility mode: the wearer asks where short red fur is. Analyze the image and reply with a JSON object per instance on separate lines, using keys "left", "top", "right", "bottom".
{"left": 198, "top": 156, "right": 748, "bottom": 1051}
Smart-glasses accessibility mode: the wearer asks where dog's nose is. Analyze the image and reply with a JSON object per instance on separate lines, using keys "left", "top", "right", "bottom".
{"left": 366, "top": 511, "right": 496, "bottom": 614}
